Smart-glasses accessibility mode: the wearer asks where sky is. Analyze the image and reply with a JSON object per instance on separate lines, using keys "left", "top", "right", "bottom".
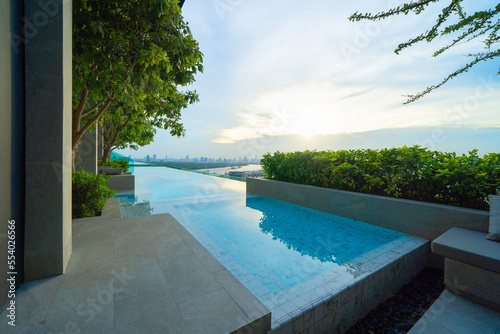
{"left": 117, "top": 0, "right": 500, "bottom": 160}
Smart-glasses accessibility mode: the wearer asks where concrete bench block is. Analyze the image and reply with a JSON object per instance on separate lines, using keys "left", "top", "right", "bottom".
{"left": 445, "top": 258, "right": 500, "bottom": 312}
{"left": 432, "top": 227, "right": 500, "bottom": 311}
{"left": 432, "top": 227, "right": 500, "bottom": 274}
{"left": 107, "top": 174, "right": 135, "bottom": 191}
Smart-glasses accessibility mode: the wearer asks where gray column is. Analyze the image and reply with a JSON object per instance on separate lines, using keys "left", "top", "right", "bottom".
{"left": 24, "top": 0, "right": 72, "bottom": 281}
{"left": 0, "top": 0, "right": 12, "bottom": 308}
{"left": 75, "top": 127, "right": 98, "bottom": 174}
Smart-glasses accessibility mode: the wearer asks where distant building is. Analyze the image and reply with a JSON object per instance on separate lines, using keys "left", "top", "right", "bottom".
{"left": 146, "top": 155, "right": 150, "bottom": 162}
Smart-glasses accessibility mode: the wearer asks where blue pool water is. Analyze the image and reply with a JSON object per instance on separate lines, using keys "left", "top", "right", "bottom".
{"left": 116, "top": 166, "right": 245, "bottom": 202}
{"left": 171, "top": 196, "right": 402, "bottom": 296}
{"left": 121, "top": 167, "right": 408, "bottom": 298}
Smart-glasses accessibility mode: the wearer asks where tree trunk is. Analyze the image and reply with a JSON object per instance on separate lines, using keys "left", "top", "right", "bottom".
{"left": 71, "top": 87, "right": 115, "bottom": 171}
{"left": 101, "top": 145, "right": 113, "bottom": 165}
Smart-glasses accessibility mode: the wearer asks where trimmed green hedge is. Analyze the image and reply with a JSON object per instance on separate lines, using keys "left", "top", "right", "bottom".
{"left": 261, "top": 146, "right": 500, "bottom": 210}
{"left": 72, "top": 171, "right": 116, "bottom": 218}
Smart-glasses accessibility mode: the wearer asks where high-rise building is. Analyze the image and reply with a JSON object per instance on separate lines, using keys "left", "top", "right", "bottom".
{"left": 185, "top": 154, "right": 190, "bottom": 161}
{"left": 153, "top": 154, "right": 156, "bottom": 161}
{"left": 146, "top": 155, "right": 150, "bottom": 162}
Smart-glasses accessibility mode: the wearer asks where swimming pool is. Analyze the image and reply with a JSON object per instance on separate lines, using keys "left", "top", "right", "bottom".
{"left": 116, "top": 166, "right": 245, "bottom": 203}
{"left": 120, "top": 166, "right": 428, "bottom": 332}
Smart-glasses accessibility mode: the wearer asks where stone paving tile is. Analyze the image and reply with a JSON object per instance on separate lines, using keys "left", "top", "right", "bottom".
{"left": 157, "top": 252, "right": 221, "bottom": 305}
{"left": 148, "top": 230, "right": 193, "bottom": 259}
{"left": 38, "top": 273, "right": 115, "bottom": 334}
{"left": 65, "top": 243, "right": 114, "bottom": 277}
{"left": 113, "top": 258, "right": 168, "bottom": 303}
{"left": 178, "top": 288, "right": 251, "bottom": 334}
{"left": 114, "top": 288, "right": 186, "bottom": 333}
{"left": 213, "top": 269, "right": 271, "bottom": 322}
{"left": 0, "top": 276, "right": 62, "bottom": 334}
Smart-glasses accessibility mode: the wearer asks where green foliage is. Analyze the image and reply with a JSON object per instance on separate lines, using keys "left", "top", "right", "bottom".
{"left": 349, "top": 1, "right": 500, "bottom": 103}
{"left": 72, "top": 0, "right": 203, "bottom": 163}
{"left": 261, "top": 146, "right": 500, "bottom": 210}
{"left": 72, "top": 171, "right": 116, "bottom": 218}
{"left": 99, "top": 158, "right": 130, "bottom": 172}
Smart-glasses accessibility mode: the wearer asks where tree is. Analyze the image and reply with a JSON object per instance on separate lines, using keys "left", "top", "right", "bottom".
{"left": 349, "top": 1, "right": 500, "bottom": 103}
{"left": 73, "top": 0, "right": 203, "bottom": 169}
{"left": 99, "top": 102, "right": 186, "bottom": 164}
{"left": 99, "top": 105, "right": 155, "bottom": 165}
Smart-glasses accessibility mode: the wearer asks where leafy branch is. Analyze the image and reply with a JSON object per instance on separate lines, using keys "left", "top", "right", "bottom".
{"left": 349, "top": 1, "right": 500, "bottom": 103}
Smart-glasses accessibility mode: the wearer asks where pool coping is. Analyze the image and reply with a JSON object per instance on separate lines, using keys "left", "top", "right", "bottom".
{"left": 163, "top": 214, "right": 272, "bottom": 333}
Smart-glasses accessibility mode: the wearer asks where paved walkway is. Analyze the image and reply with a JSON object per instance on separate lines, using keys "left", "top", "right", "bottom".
{"left": 0, "top": 200, "right": 270, "bottom": 333}
{"left": 408, "top": 290, "right": 500, "bottom": 334}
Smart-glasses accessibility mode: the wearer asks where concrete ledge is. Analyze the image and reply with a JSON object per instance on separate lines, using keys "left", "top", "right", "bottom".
{"left": 101, "top": 198, "right": 122, "bottom": 218}
{"left": 107, "top": 174, "right": 135, "bottom": 191}
{"left": 408, "top": 290, "right": 500, "bottom": 334}
{"left": 247, "top": 178, "right": 489, "bottom": 241}
{"left": 444, "top": 258, "right": 500, "bottom": 312}
{"left": 432, "top": 227, "right": 500, "bottom": 274}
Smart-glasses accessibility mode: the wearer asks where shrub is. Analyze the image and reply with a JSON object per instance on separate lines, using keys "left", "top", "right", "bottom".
{"left": 261, "top": 146, "right": 500, "bottom": 210}
{"left": 72, "top": 171, "right": 116, "bottom": 218}
{"left": 98, "top": 158, "right": 130, "bottom": 172}
{"left": 114, "top": 158, "right": 130, "bottom": 172}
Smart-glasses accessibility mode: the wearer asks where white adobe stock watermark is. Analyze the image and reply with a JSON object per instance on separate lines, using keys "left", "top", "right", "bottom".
{"left": 237, "top": 106, "right": 296, "bottom": 160}
{"left": 213, "top": 0, "right": 244, "bottom": 20}
{"left": 340, "top": 1, "right": 398, "bottom": 63}
{"left": 9, "top": 0, "right": 71, "bottom": 53}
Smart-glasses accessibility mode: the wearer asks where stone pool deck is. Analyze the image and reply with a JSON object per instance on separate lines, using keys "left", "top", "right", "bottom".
{"left": 0, "top": 200, "right": 270, "bottom": 333}
{"left": 408, "top": 290, "right": 500, "bottom": 334}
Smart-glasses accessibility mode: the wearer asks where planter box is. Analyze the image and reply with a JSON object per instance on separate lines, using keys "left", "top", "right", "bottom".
{"left": 106, "top": 174, "right": 134, "bottom": 191}
{"left": 99, "top": 166, "right": 123, "bottom": 175}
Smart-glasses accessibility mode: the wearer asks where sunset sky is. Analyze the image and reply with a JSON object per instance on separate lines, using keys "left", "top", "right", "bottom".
{"left": 118, "top": 0, "right": 500, "bottom": 159}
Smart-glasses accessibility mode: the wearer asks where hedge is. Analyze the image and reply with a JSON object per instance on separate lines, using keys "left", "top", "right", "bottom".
{"left": 261, "top": 146, "right": 500, "bottom": 210}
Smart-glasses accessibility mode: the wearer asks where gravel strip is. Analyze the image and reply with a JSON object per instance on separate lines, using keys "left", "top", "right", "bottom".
{"left": 346, "top": 268, "right": 445, "bottom": 334}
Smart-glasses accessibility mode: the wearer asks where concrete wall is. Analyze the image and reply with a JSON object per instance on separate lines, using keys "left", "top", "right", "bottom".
{"left": 62, "top": 0, "right": 73, "bottom": 275}
{"left": 107, "top": 174, "right": 135, "bottom": 191}
{"left": 247, "top": 179, "right": 489, "bottom": 241}
{"left": 0, "top": 0, "right": 12, "bottom": 309}
{"left": 24, "top": 0, "right": 72, "bottom": 281}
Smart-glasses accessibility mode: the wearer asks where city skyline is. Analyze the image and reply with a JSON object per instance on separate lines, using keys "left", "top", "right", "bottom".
{"left": 136, "top": 153, "right": 260, "bottom": 163}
